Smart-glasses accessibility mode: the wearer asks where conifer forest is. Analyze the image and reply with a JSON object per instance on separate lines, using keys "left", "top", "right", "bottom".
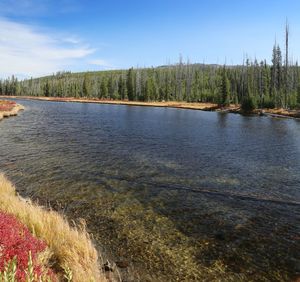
{"left": 1, "top": 24, "right": 300, "bottom": 110}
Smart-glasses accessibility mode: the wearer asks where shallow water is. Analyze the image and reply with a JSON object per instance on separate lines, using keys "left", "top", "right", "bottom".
{"left": 0, "top": 99, "right": 299, "bottom": 281}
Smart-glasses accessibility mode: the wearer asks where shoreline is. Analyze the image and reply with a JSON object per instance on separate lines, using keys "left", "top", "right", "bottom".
{"left": 0, "top": 100, "right": 24, "bottom": 121}
{"left": 1, "top": 95, "right": 220, "bottom": 111}
{"left": 0, "top": 173, "right": 106, "bottom": 281}
{"left": 0, "top": 102, "right": 117, "bottom": 281}
{"left": 1, "top": 95, "right": 300, "bottom": 119}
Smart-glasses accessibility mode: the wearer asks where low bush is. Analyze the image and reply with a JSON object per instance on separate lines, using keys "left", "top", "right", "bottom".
{"left": 262, "top": 98, "right": 275, "bottom": 109}
{"left": 241, "top": 96, "right": 257, "bottom": 112}
{"left": 0, "top": 173, "right": 105, "bottom": 282}
{"left": 0, "top": 212, "right": 57, "bottom": 281}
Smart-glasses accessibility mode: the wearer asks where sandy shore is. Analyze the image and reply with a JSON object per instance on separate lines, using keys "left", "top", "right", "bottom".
{"left": 1, "top": 95, "right": 300, "bottom": 119}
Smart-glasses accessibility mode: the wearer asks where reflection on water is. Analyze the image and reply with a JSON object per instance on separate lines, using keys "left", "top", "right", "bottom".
{"left": 0, "top": 99, "right": 300, "bottom": 281}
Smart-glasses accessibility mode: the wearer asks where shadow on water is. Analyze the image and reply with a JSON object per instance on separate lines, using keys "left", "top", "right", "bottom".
{"left": 0, "top": 98, "right": 300, "bottom": 281}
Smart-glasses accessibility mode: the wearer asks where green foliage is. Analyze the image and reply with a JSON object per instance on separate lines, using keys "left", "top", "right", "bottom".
{"left": 100, "top": 78, "right": 108, "bottom": 98}
{"left": 219, "top": 66, "right": 230, "bottom": 106}
{"left": 43, "top": 80, "right": 50, "bottom": 97}
{"left": 0, "top": 257, "right": 17, "bottom": 282}
{"left": 126, "top": 68, "right": 134, "bottom": 101}
{"left": 297, "top": 83, "right": 300, "bottom": 104}
{"left": 82, "top": 74, "right": 91, "bottom": 97}
{"left": 262, "top": 97, "right": 275, "bottom": 109}
{"left": 1, "top": 42, "right": 300, "bottom": 109}
{"left": 241, "top": 96, "right": 257, "bottom": 112}
{"left": 0, "top": 252, "right": 55, "bottom": 282}
{"left": 25, "top": 251, "right": 35, "bottom": 282}
{"left": 63, "top": 266, "right": 73, "bottom": 282}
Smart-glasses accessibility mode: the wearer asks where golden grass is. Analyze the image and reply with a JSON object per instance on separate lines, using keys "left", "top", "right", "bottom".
{"left": 0, "top": 95, "right": 220, "bottom": 111}
{"left": 0, "top": 173, "right": 106, "bottom": 282}
{"left": 263, "top": 108, "right": 300, "bottom": 118}
{"left": 0, "top": 104, "right": 24, "bottom": 121}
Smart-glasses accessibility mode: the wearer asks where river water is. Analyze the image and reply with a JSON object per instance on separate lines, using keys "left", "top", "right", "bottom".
{"left": 0, "top": 99, "right": 299, "bottom": 281}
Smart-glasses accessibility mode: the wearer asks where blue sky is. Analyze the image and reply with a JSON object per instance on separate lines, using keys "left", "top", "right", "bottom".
{"left": 0, "top": 0, "right": 300, "bottom": 78}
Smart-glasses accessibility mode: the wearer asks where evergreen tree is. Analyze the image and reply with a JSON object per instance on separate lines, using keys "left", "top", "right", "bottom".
{"left": 100, "top": 78, "right": 108, "bottom": 98}
{"left": 83, "top": 74, "right": 91, "bottom": 97}
{"left": 43, "top": 80, "right": 50, "bottom": 97}
{"left": 219, "top": 66, "right": 230, "bottom": 105}
{"left": 108, "top": 75, "right": 114, "bottom": 99}
{"left": 118, "top": 76, "right": 126, "bottom": 100}
{"left": 126, "top": 68, "right": 134, "bottom": 101}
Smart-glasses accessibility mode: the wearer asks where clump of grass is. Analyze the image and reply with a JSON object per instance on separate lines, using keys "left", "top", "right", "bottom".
{"left": 0, "top": 257, "right": 17, "bottom": 282}
{"left": 0, "top": 253, "right": 56, "bottom": 282}
{"left": 0, "top": 173, "right": 106, "bottom": 282}
{"left": 0, "top": 100, "right": 24, "bottom": 121}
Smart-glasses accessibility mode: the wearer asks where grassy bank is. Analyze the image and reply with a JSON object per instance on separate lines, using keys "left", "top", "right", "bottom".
{"left": 0, "top": 95, "right": 219, "bottom": 111}
{"left": 2, "top": 95, "right": 300, "bottom": 119}
{"left": 0, "top": 100, "right": 24, "bottom": 121}
{"left": 0, "top": 173, "right": 106, "bottom": 282}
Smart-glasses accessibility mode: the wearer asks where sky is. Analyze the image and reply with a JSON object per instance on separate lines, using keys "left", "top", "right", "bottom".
{"left": 0, "top": 0, "right": 300, "bottom": 78}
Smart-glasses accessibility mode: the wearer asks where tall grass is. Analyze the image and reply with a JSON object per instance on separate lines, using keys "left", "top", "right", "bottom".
{"left": 0, "top": 173, "right": 106, "bottom": 282}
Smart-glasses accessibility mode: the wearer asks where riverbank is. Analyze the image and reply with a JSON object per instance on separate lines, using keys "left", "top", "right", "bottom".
{"left": 0, "top": 100, "right": 24, "bottom": 121}
{"left": 1, "top": 95, "right": 220, "bottom": 111}
{"left": 0, "top": 173, "right": 106, "bottom": 281}
{"left": 2, "top": 95, "right": 300, "bottom": 119}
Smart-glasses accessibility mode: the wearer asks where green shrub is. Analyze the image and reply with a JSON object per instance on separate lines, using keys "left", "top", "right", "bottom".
{"left": 241, "top": 96, "right": 257, "bottom": 112}
{"left": 262, "top": 98, "right": 275, "bottom": 109}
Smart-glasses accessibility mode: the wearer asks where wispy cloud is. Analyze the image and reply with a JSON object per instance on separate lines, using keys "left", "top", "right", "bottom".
{"left": 88, "top": 59, "right": 114, "bottom": 69}
{"left": 0, "top": 18, "right": 95, "bottom": 78}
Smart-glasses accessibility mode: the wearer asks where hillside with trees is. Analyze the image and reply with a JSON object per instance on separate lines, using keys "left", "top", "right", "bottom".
{"left": 1, "top": 25, "right": 300, "bottom": 110}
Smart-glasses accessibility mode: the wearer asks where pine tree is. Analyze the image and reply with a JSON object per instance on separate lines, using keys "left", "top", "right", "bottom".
{"left": 83, "top": 74, "right": 91, "bottom": 97}
{"left": 118, "top": 76, "right": 126, "bottom": 100}
{"left": 126, "top": 68, "right": 134, "bottom": 101}
{"left": 220, "top": 66, "right": 230, "bottom": 106}
{"left": 43, "top": 80, "right": 50, "bottom": 97}
{"left": 108, "top": 75, "right": 114, "bottom": 99}
{"left": 100, "top": 78, "right": 108, "bottom": 98}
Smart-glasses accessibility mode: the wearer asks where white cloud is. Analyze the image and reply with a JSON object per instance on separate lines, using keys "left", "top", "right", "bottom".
{"left": 88, "top": 59, "right": 113, "bottom": 68}
{"left": 0, "top": 18, "right": 95, "bottom": 78}
{"left": 63, "top": 36, "right": 81, "bottom": 44}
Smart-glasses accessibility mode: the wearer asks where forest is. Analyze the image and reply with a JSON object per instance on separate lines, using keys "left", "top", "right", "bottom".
{"left": 1, "top": 26, "right": 300, "bottom": 110}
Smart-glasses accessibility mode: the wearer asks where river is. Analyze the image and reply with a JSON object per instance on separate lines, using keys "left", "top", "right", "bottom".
{"left": 0, "top": 99, "right": 299, "bottom": 281}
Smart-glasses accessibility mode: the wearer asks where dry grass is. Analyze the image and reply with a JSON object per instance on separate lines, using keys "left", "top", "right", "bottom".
{"left": 263, "top": 108, "right": 300, "bottom": 118}
{"left": 0, "top": 95, "right": 220, "bottom": 111}
{"left": 0, "top": 173, "right": 106, "bottom": 282}
{"left": 0, "top": 103, "right": 24, "bottom": 121}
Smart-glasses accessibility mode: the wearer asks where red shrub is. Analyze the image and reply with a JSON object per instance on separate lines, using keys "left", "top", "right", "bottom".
{"left": 0, "top": 100, "right": 16, "bottom": 111}
{"left": 0, "top": 105, "right": 14, "bottom": 111}
{"left": 0, "top": 212, "right": 56, "bottom": 281}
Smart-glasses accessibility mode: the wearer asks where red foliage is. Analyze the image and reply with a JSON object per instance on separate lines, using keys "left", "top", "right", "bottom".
{"left": 0, "top": 100, "right": 16, "bottom": 111}
{"left": 0, "top": 212, "right": 56, "bottom": 281}
{"left": 0, "top": 105, "right": 14, "bottom": 111}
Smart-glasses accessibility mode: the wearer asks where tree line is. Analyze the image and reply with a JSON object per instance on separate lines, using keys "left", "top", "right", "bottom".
{"left": 1, "top": 25, "right": 300, "bottom": 110}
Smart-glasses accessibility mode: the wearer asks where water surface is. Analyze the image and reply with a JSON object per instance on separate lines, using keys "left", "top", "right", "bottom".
{"left": 0, "top": 99, "right": 299, "bottom": 281}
